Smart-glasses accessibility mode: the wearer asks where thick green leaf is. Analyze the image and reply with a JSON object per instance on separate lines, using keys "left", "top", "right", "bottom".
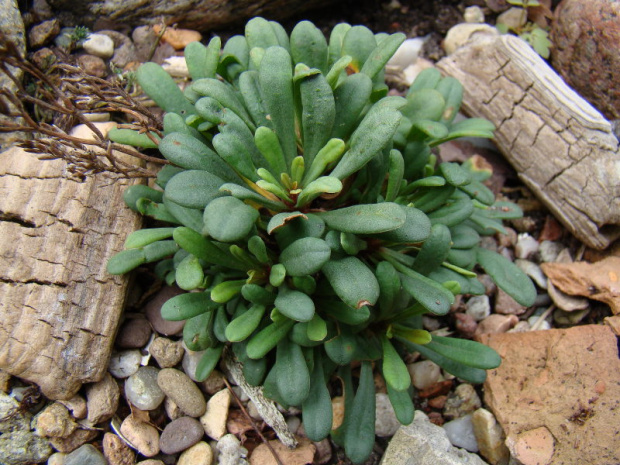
{"left": 219, "top": 183, "right": 285, "bottom": 211}
{"left": 341, "top": 25, "right": 376, "bottom": 72}
{"left": 107, "top": 248, "right": 146, "bottom": 275}
{"left": 440, "top": 162, "right": 472, "bottom": 187}
{"left": 344, "top": 361, "right": 376, "bottom": 464}
{"left": 275, "top": 286, "right": 315, "bottom": 322}
{"left": 331, "top": 73, "right": 373, "bottom": 140}
{"left": 376, "top": 206, "right": 431, "bottom": 243}
{"left": 245, "top": 17, "right": 280, "bottom": 49}
{"left": 225, "top": 304, "right": 266, "bottom": 342}
{"left": 360, "top": 32, "right": 405, "bottom": 79}
{"left": 322, "top": 257, "right": 380, "bottom": 308}
{"left": 477, "top": 248, "right": 536, "bottom": 306}
{"left": 203, "top": 196, "right": 259, "bottom": 242}
{"left": 276, "top": 338, "right": 311, "bottom": 406}
{"left": 318, "top": 300, "right": 370, "bottom": 325}
{"left": 411, "top": 223, "right": 452, "bottom": 275}
{"left": 254, "top": 126, "right": 287, "bottom": 176}
{"left": 165, "top": 170, "right": 225, "bottom": 209}
{"left": 398, "top": 269, "right": 454, "bottom": 316}
{"left": 136, "top": 62, "right": 195, "bottom": 116}
{"left": 449, "top": 224, "right": 480, "bottom": 249}
{"left": 324, "top": 326, "right": 357, "bottom": 365}
{"left": 195, "top": 345, "right": 224, "bottom": 382}
{"left": 173, "top": 226, "right": 247, "bottom": 270}
{"left": 211, "top": 279, "right": 245, "bottom": 303}
{"left": 123, "top": 185, "right": 163, "bottom": 212}
{"left": 381, "top": 335, "right": 411, "bottom": 392}
{"left": 386, "top": 382, "right": 414, "bottom": 425}
{"left": 302, "top": 351, "right": 333, "bottom": 441}
{"left": 107, "top": 128, "right": 159, "bottom": 148}
{"left": 175, "top": 254, "right": 205, "bottom": 291}
{"left": 142, "top": 240, "right": 179, "bottom": 262}
{"left": 279, "top": 237, "right": 331, "bottom": 277}
{"left": 185, "top": 37, "right": 220, "bottom": 80}
{"left": 296, "top": 176, "right": 342, "bottom": 207}
{"left": 291, "top": 20, "right": 329, "bottom": 74}
{"left": 161, "top": 292, "right": 217, "bottom": 321}
{"left": 124, "top": 228, "right": 175, "bottom": 249}
{"left": 318, "top": 203, "right": 406, "bottom": 234}
{"left": 274, "top": 214, "right": 326, "bottom": 250}
{"left": 307, "top": 314, "right": 327, "bottom": 341}
{"left": 424, "top": 335, "right": 501, "bottom": 370}
{"left": 427, "top": 193, "right": 475, "bottom": 227}
{"left": 184, "top": 310, "right": 216, "bottom": 351}
{"left": 191, "top": 78, "right": 254, "bottom": 129}
{"left": 246, "top": 318, "right": 295, "bottom": 359}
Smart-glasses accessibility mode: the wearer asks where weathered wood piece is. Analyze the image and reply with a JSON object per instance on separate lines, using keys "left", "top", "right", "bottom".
{"left": 437, "top": 34, "right": 620, "bottom": 250}
{"left": 0, "top": 126, "right": 141, "bottom": 400}
{"left": 47, "top": 0, "right": 334, "bottom": 30}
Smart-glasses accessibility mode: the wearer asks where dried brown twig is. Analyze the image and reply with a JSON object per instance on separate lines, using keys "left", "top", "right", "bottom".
{"left": 0, "top": 31, "right": 168, "bottom": 180}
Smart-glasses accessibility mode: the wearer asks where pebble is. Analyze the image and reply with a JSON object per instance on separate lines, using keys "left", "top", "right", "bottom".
{"left": 83, "top": 112, "right": 111, "bottom": 122}
{"left": 375, "top": 393, "right": 401, "bottom": 437}
{"left": 103, "top": 432, "right": 135, "bottom": 465}
{"left": 86, "top": 372, "right": 120, "bottom": 424}
{"left": 553, "top": 307, "right": 590, "bottom": 326}
{"left": 478, "top": 274, "right": 497, "bottom": 295}
{"left": 150, "top": 337, "right": 184, "bottom": 368}
{"left": 547, "top": 280, "right": 589, "bottom": 312}
{"left": 463, "top": 6, "right": 485, "bottom": 23}
{"left": 443, "top": 384, "right": 481, "bottom": 420}
{"left": 443, "top": 413, "right": 479, "bottom": 452}
{"left": 160, "top": 416, "right": 205, "bottom": 454}
{"left": 428, "top": 395, "right": 448, "bottom": 409}
{"left": 200, "top": 388, "right": 231, "bottom": 440}
{"left": 494, "top": 288, "right": 527, "bottom": 315}
{"left": 136, "top": 461, "right": 165, "bottom": 465}
{"left": 286, "top": 415, "right": 301, "bottom": 434}
{"left": 47, "top": 452, "right": 67, "bottom": 465}
{"left": 165, "top": 396, "right": 184, "bottom": 421}
{"left": 246, "top": 400, "right": 262, "bottom": 421}
{"left": 82, "top": 33, "right": 115, "bottom": 58}
{"left": 182, "top": 346, "right": 206, "bottom": 382}
{"left": 0, "top": 370, "right": 10, "bottom": 393}
{"left": 77, "top": 54, "right": 107, "bottom": 78}
{"left": 496, "top": 7, "right": 528, "bottom": 30}
{"left": 29, "top": 18, "right": 60, "bottom": 48}
{"left": 49, "top": 428, "right": 98, "bottom": 453}
{"left": 454, "top": 313, "right": 477, "bottom": 339}
{"left": 313, "top": 438, "right": 333, "bottom": 465}
{"left": 108, "top": 349, "right": 142, "bottom": 378}
{"left": 116, "top": 317, "right": 152, "bottom": 349}
{"left": 162, "top": 56, "right": 190, "bottom": 77}
{"left": 422, "top": 315, "right": 441, "bottom": 331}
{"left": 200, "top": 370, "right": 227, "bottom": 395}
{"left": 98, "top": 30, "right": 138, "bottom": 68}
{"left": 475, "top": 314, "right": 519, "bottom": 335}
{"left": 515, "top": 233, "right": 539, "bottom": 259}
{"left": 408, "top": 360, "right": 443, "bottom": 390}
{"left": 144, "top": 286, "right": 186, "bottom": 336}
{"left": 64, "top": 444, "right": 106, "bottom": 465}
{"left": 387, "top": 38, "right": 426, "bottom": 69}
{"left": 497, "top": 227, "right": 518, "bottom": 248}
{"left": 443, "top": 23, "right": 499, "bottom": 55}
{"left": 472, "top": 408, "right": 510, "bottom": 465}
{"left": 555, "top": 248, "right": 573, "bottom": 264}
{"left": 516, "top": 259, "right": 547, "bottom": 289}
{"left": 216, "top": 434, "right": 249, "bottom": 465}
{"left": 120, "top": 415, "right": 160, "bottom": 457}
{"left": 538, "top": 241, "right": 563, "bottom": 263}
{"left": 158, "top": 368, "right": 207, "bottom": 417}
{"left": 34, "top": 402, "right": 77, "bottom": 438}
{"left": 465, "top": 295, "right": 491, "bottom": 321}
{"left": 178, "top": 441, "right": 213, "bottom": 465}
{"left": 527, "top": 314, "right": 552, "bottom": 331}
{"left": 125, "top": 366, "right": 165, "bottom": 411}
{"left": 155, "top": 25, "right": 202, "bottom": 50}
{"left": 508, "top": 321, "right": 532, "bottom": 333}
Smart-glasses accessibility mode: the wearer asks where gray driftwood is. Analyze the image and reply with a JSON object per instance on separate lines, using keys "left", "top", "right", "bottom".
{"left": 0, "top": 143, "right": 141, "bottom": 400}
{"left": 436, "top": 34, "right": 620, "bottom": 250}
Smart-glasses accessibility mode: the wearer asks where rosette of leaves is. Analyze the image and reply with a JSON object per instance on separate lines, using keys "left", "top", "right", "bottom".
{"left": 107, "top": 18, "right": 535, "bottom": 464}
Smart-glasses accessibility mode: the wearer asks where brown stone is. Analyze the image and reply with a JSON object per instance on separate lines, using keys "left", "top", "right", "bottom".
{"left": 494, "top": 288, "right": 527, "bottom": 315}
{"left": 77, "top": 54, "right": 107, "bottom": 78}
{"left": 115, "top": 317, "right": 151, "bottom": 349}
{"left": 418, "top": 380, "right": 453, "bottom": 399}
{"left": 29, "top": 19, "right": 60, "bottom": 48}
{"left": 35, "top": 402, "right": 78, "bottom": 438}
{"left": 474, "top": 314, "right": 518, "bottom": 336}
{"left": 478, "top": 326, "right": 620, "bottom": 465}
{"left": 49, "top": 428, "right": 98, "bottom": 453}
{"left": 551, "top": 0, "right": 620, "bottom": 120}
{"left": 249, "top": 436, "right": 315, "bottom": 465}
{"left": 153, "top": 25, "right": 202, "bottom": 50}
{"left": 31, "top": 47, "right": 57, "bottom": 70}
{"left": 541, "top": 257, "right": 620, "bottom": 314}
{"left": 103, "top": 432, "right": 136, "bottom": 465}
{"left": 85, "top": 372, "right": 120, "bottom": 424}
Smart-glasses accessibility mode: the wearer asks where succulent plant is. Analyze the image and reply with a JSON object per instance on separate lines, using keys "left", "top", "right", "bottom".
{"left": 108, "top": 17, "right": 535, "bottom": 463}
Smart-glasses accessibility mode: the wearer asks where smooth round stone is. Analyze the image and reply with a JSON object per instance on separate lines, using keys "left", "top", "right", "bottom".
{"left": 108, "top": 350, "right": 141, "bottom": 379}
{"left": 144, "top": 286, "right": 185, "bottom": 336}
{"left": 407, "top": 360, "right": 443, "bottom": 390}
{"left": 465, "top": 295, "right": 491, "bottom": 321}
{"left": 65, "top": 444, "right": 106, "bottom": 465}
{"left": 82, "top": 33, "right": 114, "bottom": 58}
{"left": 443, "top": 414, "right": 479, "bottom": 452}
{"left": 125, "top": 367, "right": 165, "bottom": 410}
{"left": 178, "top": 441, "right": 213, "bottom": 465}
{"left": 115, "top": 318, "right": 152, "bottom": 349}
{"left": 375, "top": 393, "right": 400, "bottom": 437}
{"left": 158, "top": 368, "right": 206, "bottom": 417}
{"left": 159, "top": 417, "right": 204, "bottom": 455}
{"left": 182, "top": 346, "right": 206, "bottom": 382}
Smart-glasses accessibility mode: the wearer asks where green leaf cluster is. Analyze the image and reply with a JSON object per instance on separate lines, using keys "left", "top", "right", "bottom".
{"left": 108, "top": 17, "right": 536, "bottom": 464}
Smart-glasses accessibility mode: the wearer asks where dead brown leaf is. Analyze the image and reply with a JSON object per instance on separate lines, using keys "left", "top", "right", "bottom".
{"left": 249, "top": 436, "right": 316, "bottom": 465}
{"left": 541, "top": 257, "right": 620, "bottom": 313}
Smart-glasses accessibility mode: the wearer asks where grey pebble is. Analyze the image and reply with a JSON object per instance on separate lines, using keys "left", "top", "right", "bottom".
{"left": 125, "top": 366, "right": 165, "bottom": 410}
{"left": 157, "top": 368, "right": 206, "bottom": 417}
{"left": 159, "top": 416, "right": 204, "bottom": 455}
{"left": 108, "top": 350, "right": 142, "bottom": 379}
{"left": 465, "top": 295, "right": 490, "bottom": 322}
{"left": 515, "top": 259, "right": 547, "bottom": 289}
{"left": 65, "top": 444, "right": 106, "bottom": 465}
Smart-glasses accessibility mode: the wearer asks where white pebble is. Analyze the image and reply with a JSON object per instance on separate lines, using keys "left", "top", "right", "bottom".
{"left": 286, "top": 416, "right": 301, "bottom": 434}
{"left": 375, "top": 393, "right": 401, "bottom": 437}
{"left": 216, "top": 434, "right": 248, "bottom": 465}
{"left": 125, "top": 367, "right": 165, "bottom": 410}
{"left": 182, "top": 346, "right": 205, "bottom": 382}
{"left": 538, "top": 241, "right": 563, "bottom": 263}
{"left": 443, "top": 23, "right": 498, "bottom": 55}
{"left": 387, "top": 38, "right": 426, "bottom": 69}
{"left": 465, "top": 295, "right": 491, "bottom": 321}
{"left": 515, "top": 259, "right": 547, "bottom": 289}
{"left": 82, "top": 33, "right": 115, "bottom": 58}
{"left": 443, "top": 414, "right": 479, "bottom": 452}
{"left": 515, "top": 233, "right": 539, "bottom": 259}
{"left": 464, "top": 6, "right": 485, "bottom": 23}
{"left": 528, "top": 314, "right": 552, "bottom": 330}
{"left": 108, "top": 350, "right": 141, "bottom": 378}
{"left": 162, "top": 56, "right": 190, "bottom": 77}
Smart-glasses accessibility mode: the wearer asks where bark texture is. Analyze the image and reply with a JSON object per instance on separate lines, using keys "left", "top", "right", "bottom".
{"left": 437, "top": 34, "right": 620, "bottom": 250}
{"left": 0, "top": 144, "right": 141, "bottom": 400}
{"left": 47, "top": 0, "right": 334, "bottom": 30}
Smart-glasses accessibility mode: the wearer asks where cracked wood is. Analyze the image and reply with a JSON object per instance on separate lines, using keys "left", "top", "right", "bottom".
{"left": 437, "top": 34, "right": 620, "bottom": 249}
{"left": 0, "top": 140, "right": 142, "bottom": 400}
